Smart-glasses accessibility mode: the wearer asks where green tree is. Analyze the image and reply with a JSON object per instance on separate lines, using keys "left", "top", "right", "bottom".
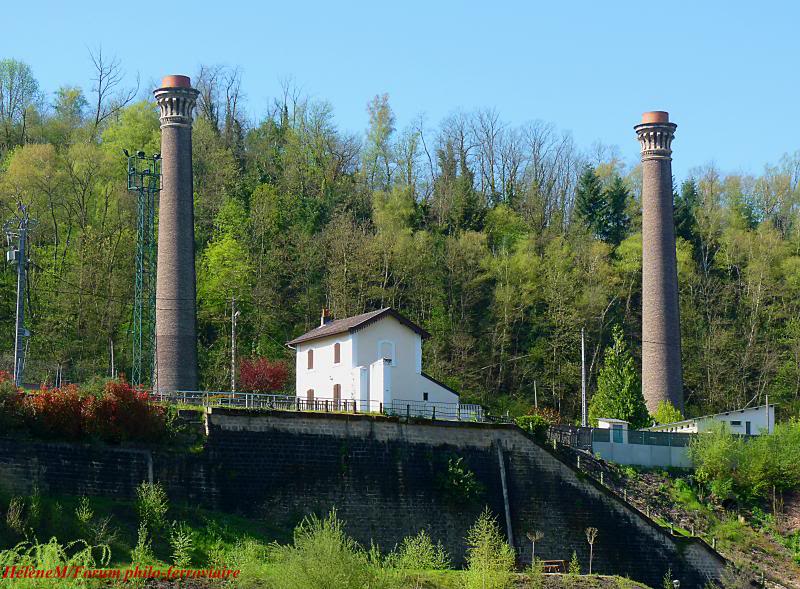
{"left": 652, "top": 400, "right": 683, "bottom": 425}
{"left": 464, "top": 508, "right": 515, "bottom": 589}
{"left": 589, "top": 325, "right": 649, "bottom": 428}
{"left": 574, "top": 165, "right": 606, "bottom": 238}
{"left": 0, "top": 58, "right": 39, "bottom": 149}
{"left": 602, "top": 175, "right": 631, "bottom": 245}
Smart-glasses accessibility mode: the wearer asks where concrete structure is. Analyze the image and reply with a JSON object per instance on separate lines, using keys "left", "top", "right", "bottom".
{"left": 286, "top": 308, "right": 460, "bottom": 411}
{"left": 596, "top": 417, "right": 630, "bottom": 443}
{"left": 153, "top": 75, "right": 200, "bottom": 392}
{"left": 647, "top": 403, "right": 775, "bottom": 436}
{"left": 635, "top": 111, "right": 683, "bottom": 414}
{"left": 592, "top": 424, "right": 693, "bottom": 469}
{"left": 0, "top": 409, "right": 727, "bottom": 587}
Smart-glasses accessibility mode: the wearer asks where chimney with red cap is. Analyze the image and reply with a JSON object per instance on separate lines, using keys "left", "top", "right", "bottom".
{"left": 635, "top": 111, "right": 683, "bottom": 414}
{"left": 153, "top": 75, "right": 200, "bottom": 392}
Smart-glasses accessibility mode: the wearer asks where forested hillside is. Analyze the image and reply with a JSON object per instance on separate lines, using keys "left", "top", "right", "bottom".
{"left": 2, "top": 58, "right": 800, "bottom": 420}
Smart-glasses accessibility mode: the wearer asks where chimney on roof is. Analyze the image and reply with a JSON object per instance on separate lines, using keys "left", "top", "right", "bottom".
{"left": 320, "top": 308, "right": 333, "bottom": 327}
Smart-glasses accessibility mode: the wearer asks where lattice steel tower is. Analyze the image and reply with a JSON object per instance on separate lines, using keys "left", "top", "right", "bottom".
{"left": 127, "top": 151, "right": 161, "bottom": 387}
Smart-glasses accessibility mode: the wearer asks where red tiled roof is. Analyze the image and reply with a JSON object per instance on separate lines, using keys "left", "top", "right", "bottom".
{"left": 286, "top": 307, "right": 430, "bottom": 346}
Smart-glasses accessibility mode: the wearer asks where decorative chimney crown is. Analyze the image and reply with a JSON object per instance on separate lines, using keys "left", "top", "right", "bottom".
{"left": 635, "top": 111, "right": 677, "bottom": 161}
{"left": 154, "top": 75, "right": 199, "bottom": 129}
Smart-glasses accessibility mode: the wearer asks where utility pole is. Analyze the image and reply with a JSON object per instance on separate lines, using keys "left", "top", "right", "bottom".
{"left": 581, "top": 327, "right": 587, "bottom": 427}
{"left": 5, "top": 205, "right": 32, "bottom": 388}
{"left": 231, "top": 297, "right": 240, "bottom": 392}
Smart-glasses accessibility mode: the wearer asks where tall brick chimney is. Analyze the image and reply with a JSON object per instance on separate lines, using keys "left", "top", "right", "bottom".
{"left": 153, "top": 75, "right": 200, "bottom": 392}
{"left": 635, "top": 111, "right": 683, "bottom": 414}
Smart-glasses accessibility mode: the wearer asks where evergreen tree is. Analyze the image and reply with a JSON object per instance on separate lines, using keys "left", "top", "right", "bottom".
{"left": 601, "top": 176, "right": 631, "bottom": 245}
{"left": 574, "top": 165, "right": 606, "bottom": 238}
{"left": 674, "top": 179, "right": 699, "bottom": 242}
{"left": 588, "top": 325, "right": 649, "bottom": 429}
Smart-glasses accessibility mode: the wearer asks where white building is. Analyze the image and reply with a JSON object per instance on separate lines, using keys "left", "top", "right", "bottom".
{"left": 286, "top": 308, "right": 460, "bottom": 412}
{"left": 646, "top": 403, "right": 775, "bottom": 436}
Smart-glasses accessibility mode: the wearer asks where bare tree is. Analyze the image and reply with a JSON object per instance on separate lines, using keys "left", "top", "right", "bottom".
{"left": 88, "top": 47, "right": 138, "bottom": 136}
{"left": 585, "top": 527, "right": 598, "bottom": 574}
{"left": 526, "top": 530, "right": 544, "bottom": 564}
{"left": 195, "top": 64, "right": 245, "bottom": 149}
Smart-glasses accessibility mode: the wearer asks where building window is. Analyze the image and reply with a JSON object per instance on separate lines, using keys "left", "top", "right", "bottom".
{"left": 306, "top": 389, "right": 314, "bottom": 404}
{"left": 308, "top": 349, "right": 314, "bottom": 370}
{"left": 334, "top": 342, "right": 341, "bottom": 364}
{"left": 423, "top": 392, "right": 429, "bottom": 401}
{"left": 730, "top": 420, "right": 742, "bottom": 426}
{"left": 333, "top": 384, "right": 341, "bottom": 405}
{"left": 378, "top": 340, "right": 396, "bottom": 366}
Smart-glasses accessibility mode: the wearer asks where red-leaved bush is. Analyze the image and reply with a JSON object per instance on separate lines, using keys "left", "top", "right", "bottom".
{"left": 24, "top": 385, "right": 85, "bottom": 440}
{"left": 239, "top": 357, "right": 288, "bottom": 393}
{"left": 85, "top": 381, "right": 168, "bottom": 443}
{"left": 18, "top": 379, "right": 169, "bottom": 444}
{"left": 0, "top": 370, "right": 25, "bottom": 430}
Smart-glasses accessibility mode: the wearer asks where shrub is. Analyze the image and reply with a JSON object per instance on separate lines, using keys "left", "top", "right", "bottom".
{"left": 267, "top": 509, "right": 379, "bottom": 589}
{"left": 136, "top": 482, "right": 169, "bottom": 533}
{"left": 170, "top": 521, "right": 194, "bottom": 567}
{"left": 464, "top": 508, "right": 516, "bottom": 589}
{"left": 0, "top": 373, "right": 24, "bottom": 430}
{"left": 515, "top": 414, "right": 551, "bottom": 442}
{"left": 85, "top": 380, "right": 168, "bottom": 443}
{"left": 568, "top": 550, "right": 581, "bottom": 575}
{"left": 0, "top": 538, "right": 111, "bottom": 589}
{"left": 690, "top": 419, "right": 800, "bottom": 503}
{"left": 17, "top": 379, "right": 170, "bottom": 444}
{"left": 239, "top": 357, "right": 289, "bottom": 393}
{"left": 23, "top": 385, "right": 85, "bottom": 440}
{"left": 390, "top": 529, "right": 450, "bottom": 570}
{"left": 437, "top": 457, "right": 484, "bottom": 506}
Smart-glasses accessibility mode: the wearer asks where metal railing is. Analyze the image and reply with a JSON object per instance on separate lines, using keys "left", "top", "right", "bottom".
{"left": 591, "top": 428, "right": 694, "bottom": 447}
{"left": 148, "top": 390, "right": 488, "bottom": 423}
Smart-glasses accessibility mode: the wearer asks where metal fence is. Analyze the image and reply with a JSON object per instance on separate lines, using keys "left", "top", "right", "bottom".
{"left": 591, "top": 428, "right": 694, "bottom": 447}
{"left": 548, "top": 425, "right": 593, "bottom": 450}
{"left": 149, "top": 390, "right": 487, "bottom": 423}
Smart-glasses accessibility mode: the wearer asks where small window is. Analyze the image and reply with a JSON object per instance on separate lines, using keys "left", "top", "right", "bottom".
{"left": 334, "top": 342, "right": 341, "bottom": 364}
{"left": 308, "top": 349, "right": 314, "bottom": 370}
{"left": 306, "top": 389, "right": 314, "bottom": 403}
{"left": 730, "top": 420, "right": 742, "bottom": 426}
{"left": 423, "top": 392, "right": 429, "bottom": 401}
{"left": 333, "top": 384, "right": 341, "bottom": 405}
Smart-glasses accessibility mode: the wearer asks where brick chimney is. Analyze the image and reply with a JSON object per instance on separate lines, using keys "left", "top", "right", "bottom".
{"left": 635, "top": 111, "right": 684, "bottom": 413}
{"left": 153, "top": 75, "right": 200, "bottom": 392}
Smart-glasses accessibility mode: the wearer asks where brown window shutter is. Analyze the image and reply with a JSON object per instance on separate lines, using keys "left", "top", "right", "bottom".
{"left": 333, "top": 384, "right": 341, "bottom": 404}
{"left": 334, "top": 343, "right": 341, "bottom": 364}
{"left": 307, "top": 389, "right": 314, "bottom": 403}
{"left": 308, "top": 349, "right": 314, "bottom": 370}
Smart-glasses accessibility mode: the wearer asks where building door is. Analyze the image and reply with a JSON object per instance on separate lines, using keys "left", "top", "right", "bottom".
{"left": 333, "top": 384, "right": 341, "bottom": 408}
{"left": 612, "top": 424, "right": 623, "bottom": 443}
{"left": 306, "top": 389, "right": 314, "bottom": 409}
{"left": 746, "top": 421, "right": 751, "bottom": 435}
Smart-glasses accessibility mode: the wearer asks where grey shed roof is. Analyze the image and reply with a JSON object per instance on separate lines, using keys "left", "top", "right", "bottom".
{"left": 286, "top": 307, "right": 430, "bottom": 346}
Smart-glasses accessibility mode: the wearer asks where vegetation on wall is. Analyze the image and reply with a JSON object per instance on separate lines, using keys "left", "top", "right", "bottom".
{"left": 2, "top": 56, "right": 800, "bottom": 424}
{"left": 0, "top": 371, "right": 175, "bottom": 443}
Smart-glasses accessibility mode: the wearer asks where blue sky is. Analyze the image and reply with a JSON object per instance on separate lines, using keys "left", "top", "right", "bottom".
{"left": 3, "top": 0, "right": 799, "bottom": 180}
